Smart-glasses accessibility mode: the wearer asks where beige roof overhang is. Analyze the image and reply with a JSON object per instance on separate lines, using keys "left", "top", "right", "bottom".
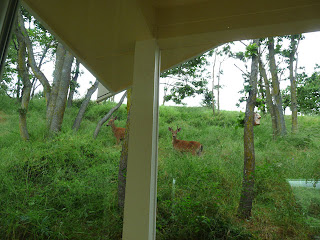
{"left": 22, "top": 0, "right": 320, "bottom": 95}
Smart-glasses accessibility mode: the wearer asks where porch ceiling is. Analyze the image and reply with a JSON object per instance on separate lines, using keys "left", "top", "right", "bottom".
{"left": 22, "top": 0, "right": 320, "bottom": 94}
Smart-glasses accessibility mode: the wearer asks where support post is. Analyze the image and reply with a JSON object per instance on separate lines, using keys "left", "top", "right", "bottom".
{"left": 122, "top": 39, "right": 160, "bottom": 240}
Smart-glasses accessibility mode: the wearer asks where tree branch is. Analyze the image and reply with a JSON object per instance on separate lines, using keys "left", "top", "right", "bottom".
{"left": 17, "top": 13, "right": 51, "bottom": 102}
{"left": 93, "top": 91, "right": 127, "bottom": 139}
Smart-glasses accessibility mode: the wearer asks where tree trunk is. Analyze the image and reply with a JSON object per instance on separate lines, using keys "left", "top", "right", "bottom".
{"left": 268, "top": 37, "right": 287, "bottom": 136}
{"left": 16, "top": 78, "right": 21, "bottom": 102}
{"left": 290, "top": 36, "right": 298, "bottom": 133}
{"left": 49, "top": 46, "right": 74, "bottom": 135}
{"left": 238, "top": 39, "right": 259, "bottom": 219}
{"left": 118, "top": 88, "right": 131, "bottom": 211}
{"left": 15, "top": 26, "right": 32, "bottom": 141}
{"left": 217, "top": 61, "right": 222, "bottom": 113}
{"left": 18, "top": 13, "right": 51, "bottom": 104}
{"left": 93, "top": 91, "right": 127, "bottom": 139}
{"left": 67, "top": 59, "right": 80, "bottom": 108}
{"left": 258, "top": 76, "right": 266, "bottom": 114}
{"left": 30, "top": 40, "right": 51, "bottom": 99}
{"left": 258, "top": 58, "right": 278, "bottom": 137}
{"left": 212, "top": 52, "right": 217, "bottom": 114}
{"left": 72, "top": 79, "right": 99, "bottom": 131}
{"left": 46, "top": 43, "right": 66, "bottom": 128}
{"left": 30, "top": 78, "right": 37, "bottom": 98}
{"left": 18, "top": 11, "right": 73, "bottom": 136}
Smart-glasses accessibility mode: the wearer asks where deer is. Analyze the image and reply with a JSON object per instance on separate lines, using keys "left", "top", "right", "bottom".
{"left": 168, "top": 127, "right": 203, "bottom": 156}
{"left": 106, "top": 116, "right": 125, "bottom": 144}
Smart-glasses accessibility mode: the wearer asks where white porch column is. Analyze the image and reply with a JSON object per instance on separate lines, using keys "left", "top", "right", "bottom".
{"left": 122, "top": 39, "right": 160, "bottom": 240}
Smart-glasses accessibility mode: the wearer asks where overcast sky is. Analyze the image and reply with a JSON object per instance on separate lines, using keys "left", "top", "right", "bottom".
{"left": 76, "top": 31, "right": 320, "bottom": 112}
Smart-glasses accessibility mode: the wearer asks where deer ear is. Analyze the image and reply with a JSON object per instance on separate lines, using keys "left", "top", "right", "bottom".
{"left": 114, "top": 116, "right": 118, "bottom": 120}
{"left": 177, "top": 128, "right": 181, "bottom": 132}
{"left": 168, "top": 127, "right": 172, "bottom": 131}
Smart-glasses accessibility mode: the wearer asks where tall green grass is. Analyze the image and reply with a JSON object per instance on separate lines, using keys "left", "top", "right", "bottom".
{"left": 0, "top": 97, "right": 319, "bottom": 239}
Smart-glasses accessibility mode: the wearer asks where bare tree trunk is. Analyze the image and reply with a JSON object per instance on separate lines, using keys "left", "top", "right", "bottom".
{"left": 118, "top": 88, "right": 131, "bottom": 211}
{"left": 46, "top": 43, "right": 67, "bottom": 129}
{"left": 93, "top": 91, "right": 127, "bottom": 139}
{"left": 16, "top": 26, "right": 32, "bottom": 141}
{"left": 212, "top": 52, "right": 217, "bottom": 114}
{"left": 238, "top": 39, "right": 259, "bottom": 219}
{"left": 162, "top": 80, "right": 168, "bottom": 106}
{"left": 268, "top": 37, "right": 287, "bottom": 136}
{"left": 49, "top": 47, "right": 74, "bottom": 135}
{"left": 290, "top": 36, "right": 298, "bottom": 133}
{"left": 258, "top": 76, "right": 266, "bottom": 114}
{"left": 72, "top": 79, "right": 99, "bottom": 131}
{"left": 217, "top": 61, "right": 222, "bottom": 113}
{"left": 258, "top": 58, "right": 278, "bottom": 137}
{"left": 67, "top": 59, "right": 80, "bottom": 108}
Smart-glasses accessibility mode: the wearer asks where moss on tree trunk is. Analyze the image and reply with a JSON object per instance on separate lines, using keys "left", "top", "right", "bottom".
{"left": 238, "top": 39, "right": 259, "bottom": 219}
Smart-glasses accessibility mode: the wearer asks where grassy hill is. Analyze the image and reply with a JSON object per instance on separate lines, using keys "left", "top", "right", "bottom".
{"left": 0, "top": 95, "right": 319, "bottom": 239}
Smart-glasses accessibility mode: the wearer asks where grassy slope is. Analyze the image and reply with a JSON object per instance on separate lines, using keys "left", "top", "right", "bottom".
{"left": 0, "top": 95, "right": 319, "bottom": 239}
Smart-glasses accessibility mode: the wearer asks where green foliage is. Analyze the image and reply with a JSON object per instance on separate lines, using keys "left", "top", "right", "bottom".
{"left": 283, "top": 69, "right": 320, "bottom": 115}
{"left": 236, "top": 111, "right": 245, "bottom": 128}
{"left": 161, "top": 55, "right": 208, "bottom": 79}
{"left": 245, "top": 43, "right": 259, "bottom": 58}
{"left": 0, "top": 96, "right": 320, "bottom": 239}
{"left": 201, "top": 89, "right": 214, "bottom": 108}
{"left": 281, "top": 87, "right": 291, "bottom": 112}
{"left": 1, "top": 7, "right": 57, "bottom": 99}
{"left": 1, "top": 35, "right": 18, "bottom": 96}
{"left": 297, "top": 70, "right": 320, "bottom": 114}
{"left": 161, "top": 54, "right": 210, "bottom": 105}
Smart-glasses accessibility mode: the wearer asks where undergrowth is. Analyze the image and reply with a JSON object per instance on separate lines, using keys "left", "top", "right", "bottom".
{"left": 0, "top": 97, "right": 319, "bottom": 239}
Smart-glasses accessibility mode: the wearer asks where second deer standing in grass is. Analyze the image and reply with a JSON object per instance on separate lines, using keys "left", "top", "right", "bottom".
{"left": 107, "top": 116, "right": 125, "bottom": 144}
{"left": 168, "top": 127, "right": 203, "bottom": 156}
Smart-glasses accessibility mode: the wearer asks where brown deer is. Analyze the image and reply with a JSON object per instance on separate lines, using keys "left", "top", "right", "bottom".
{"left": 168, "top": 127, "right": 203, "bottom": 156}
{"left": 107, "top": 116, "right": 125, "bottom": 144}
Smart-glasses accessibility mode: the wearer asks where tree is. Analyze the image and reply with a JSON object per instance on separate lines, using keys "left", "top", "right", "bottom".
{"left": 238, "top": 39, "right": 259, "bottom": 219}
{"left": 67, "top": 59, "right": 80, "bottom": 108}
{"left": 268, "top": 37, "right": 287, "bottom": 136}
{"left": 46, "top": 43, "right": 74, "bottom": 134}
{"left": 201, "top": 89, "right": 214, "bottom": 108}
{"left": 211, "top": 50, "right": 217, "bottom": 113}
{"left": 289, "top": 35, "right": 299, "bottom": 132}
{"left": 213, "top": 44, "right": 232, "bottom": 112}
{"left": 297, "top": 68, "right": 320, "bottom": 114}
{"left": 72, "top": 79, "right": 99, "bottom": 131}
{"left": 160, "top": 54, "right": 209, "bottom": 105}
{"left": 17, "top": 9, "right": 75, "bottom": 135}
{"left": 93, "top": 91, "right": 127, "bottom": 139}
{"left": 258, "top": 57, "right": 278, "bottom": 137}
{"left": 1, "top": 35, "right": 19, "bottom": 98}
{"left": 15, "top": 24, "right": 32, "bottom": 140}
{"left": 280, "top": 68, "right": 320, "bottom": 115}
{"left": 281, "top": 34, "right": 303, "bottom": 133}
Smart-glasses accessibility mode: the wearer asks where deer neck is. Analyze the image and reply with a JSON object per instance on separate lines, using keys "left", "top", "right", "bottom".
{"left": 172, "top": 136, "right": 179, "bottom": 145}
{"left": 111, "top": 123, "right": 117, "bottom": 133}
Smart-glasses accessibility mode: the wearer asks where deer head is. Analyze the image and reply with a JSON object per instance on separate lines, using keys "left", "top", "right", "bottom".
{"left": 107, "top": 116, "right": 118, "bottom": 126}
{"left": 168, "top": 127, "right": 181, "bottom": 139}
